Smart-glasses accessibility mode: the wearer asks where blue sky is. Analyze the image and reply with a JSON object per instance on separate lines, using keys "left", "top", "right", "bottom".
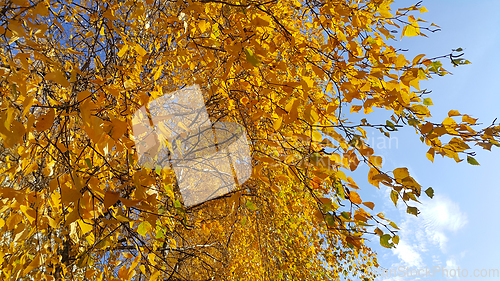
{"left": 353, "top": 1, "right": 500, "bottom": 280}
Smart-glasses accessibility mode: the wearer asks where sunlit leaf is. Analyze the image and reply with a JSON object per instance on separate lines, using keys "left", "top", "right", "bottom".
{"left": 424, "top": 187, "right": 434, "bottom": 198}
{"left": 467, "top": 156, "right": 480, "bottom": 165}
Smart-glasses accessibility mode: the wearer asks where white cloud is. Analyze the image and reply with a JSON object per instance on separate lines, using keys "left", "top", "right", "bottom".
{"left": 445, "top": 258, "right": 458, "bottom": 269}
{"left": 392, "top": 240, "right": 424, "bottom": 268}
{"left": 421, "top": 196, "right": 468, "bottom": 231}
{"left": 420, "top": 195, "right": 468, "bottom": 251}
{"left": 443, "top": 258, "right": 459, "bottom": 279}
{"left": 378, "top": 193, "right": 468, "bottom": 281}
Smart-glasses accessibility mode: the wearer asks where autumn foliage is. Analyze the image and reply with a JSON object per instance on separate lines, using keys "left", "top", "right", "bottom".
{"left": 0, "top": 0, "right": 499, "bottom": 280}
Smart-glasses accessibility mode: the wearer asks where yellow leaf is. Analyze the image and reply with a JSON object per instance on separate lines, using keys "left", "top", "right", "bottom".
{"left": 419, "top": 6, "right": 429, "bottom": 13}
{"left": 369, "top": 155, "right": 382, "bottom": 168}
{"left": 350, "top": 105, "right": 362, "bottom": 113}
{"left": 395, "top": 54, "right": 406, "bottom": 69}
{"left": 357, "top": 127, "right": 367, "bottom": 139}
{"left": 378, "top": 5, "right": 393, "bottom": 18}
{"left": 349, "top": 190, "right": 362, "bottom": 204}
{"left": 362, "top": 201, "right": 375, "bottom": 210}
{"left": 127, "top": 255, "right": 141, "bottom": 279}
{"left": 61, "top": 183, "right": 82, "bottom": 204}
{"left": 402, "top": 23, "right": 419, "bottom": 38}
{"left": 312, "top": 131, "right": 322, "bottom": 142}
{"left": 103, "top": 9, "right": 117, "bottom": 20}
{"left": 273, "top": 116, "right": 283, "bottom": 130}
{"left": 326, "top": 81, "right": 334, "bottom": 94}
{"left": 393, "top": 167, "right": 409, "bottom": 182}
{"left": 412, "top": 54, "right": 426, "bottom": 65}
{"left": 443, "top": 117, "right": 457, "bottom": 127}
{"left": 7, "top": 20, "right": 27, "bottom": 38}
{"left": 22, "top": 96, "right": 35, "bottom": 117}
{"left": 304, "top": 106, "right": 319, "bottom": 124}
{"left": 20, "top": 205, "right": 36, "bottom": 224}
{"left": 67, "top": 47, "right": 83, "bottom": 55}
{"left": 77, "top": 90, "right": 92, "bottom": 102}
{"left": 135, "top": 44, "right": 148, "bottom": 56}
{"left": 22, "top": 253, "right": 41, "bottom": 276}
{"left": 448, "top": 137, "right": 470, "bottom": 152}
{"left": 345, "top": 236, "right": 362, "bottom": 248}
{"left": 329, "top": 153, "right": 341, "bottom": 164}
{"left": 120, "top": 198, "right": 140, "bottom": 208}
{"left": 5, "top": 120, "right": 26, "bottom": 147}
{"left": 45, "top": 70, "right": 70, "bottom": 87}
{"left": 198, "top": 20, "right": 208, "bottom": 33}
{"left": 462, "top": 114, "right": 477, "bottom": 125}
{"left": 118, "top": 44, "right": 129, "bottom": 57}
{"left": 411, "top": 104, "right": 430, "bottom": 116}
{"left": 448, "top": 109, "right": 461, "bottom": 117}
{"left": 78, "top": 219, "right": 93, "bottom": 235}
{"left": 253, "top": 14, "right": 272, "bottom": 26}
{"left": 4, "top": 107, "right": 14, "bottom": 129}
{"left": 368, "top": 167, "right": 380, "bottom": 188}
{"left": 34, "top": 2, "right": 50, "bottom": 16}
{"left": 153, "top": 65, "right": 164, "bottom": 80}
{"left": 420, "top": 122, "right": 433, "bottom": 135}
{"left": 311, "top": 64, "right": 325, "bottom": 79}
{"left": 426, "top": 147, "right": 434, "bottom": 162}
{"left": 103, "top": 191, "right": 120, "bottom": 209}
{"left": 47, "top": 215, "right": 58, "bottom": 228}
{"left": 36, "top": 108, "right": 55, "bottom": 131}
{"left": 110, "top": 118, "right": 128, "bottom": 140}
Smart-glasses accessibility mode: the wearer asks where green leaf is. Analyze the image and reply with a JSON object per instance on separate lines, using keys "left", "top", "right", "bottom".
{"left": 325, "top": 213, "right": 335, "bottom": 227}
{"left": 309, "top": 153, "right": 321, "bottom": 164}
{"left": 424, "top": 187, "right": 434, "bottom": 198}
{"left": 408, "top": 118, "right": 420, "bottom": 126}
{"left": 322, "top": 201, "right": 333, "bottom": 213}
{"left": 85, "top": 158, "right": 92, "bottom": 169}
{"left": 429, "top": 61, "right": 442, "bottom": 73}
{"left": 155, "top": 225, "right": 166, "bottom": 239}
{"left": 246, "top": 200, "right": 257, "bottom": 211}
{"left": 407, "top": 206, "right": 418, "bottom": 216}
{"left": 385, "top": 120, "right": 397, "bottom": 131}
{"left": 137, "top": 221, "right": 151, "bottom": 236}
{"left": 423, "top": 98, "right": 433, "bottom": 106}
{"left": 380, "top": 234, "right": 394, "bottom": 248}
{"left": 454, "top": 47, "right": 463, "bottom": 52}
{"left": 390, "top": 190, "right": 398, "bottom": 207}
{"left": 467, "top": 156, "right": 480, "bottom": 165}
{"left": 76, "top": 253, "right": 89, "bottom": 267}
{"left": 336, "top": 182, "right": 345, "bottom": 200}
{"left": 155, "top": 228, "right": 165, "bottom": 239}
{"left": 240, "top": 216, "right": 247, "bottom": 225}
{"left": 174, "top": 199, "right": 182, "bottom": 209}
{"left": 244, "top": 48, "right": 260, "bottom": 67}
{"left": 96, "top": 238, "right": 112, "bottom": 249}
{"left": 341, "top": 211, "right": 350, "bottom": 220}
{"left": 349, "top": 136, "right": 361, "bottom": 147}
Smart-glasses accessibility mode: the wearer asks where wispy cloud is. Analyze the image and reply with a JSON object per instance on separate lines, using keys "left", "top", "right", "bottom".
{"left": 420, "top": 195, "right": 468, "bottom": 252}
{"left": 392, "top": 240, "right": 424, "bottom": 268}
{"left": 378, "top": 192, "right": 468, "bottom": 280}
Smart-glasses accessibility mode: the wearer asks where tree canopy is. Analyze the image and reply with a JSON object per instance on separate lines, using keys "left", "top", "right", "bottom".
{"left": 0, "top": 0, "right": 499, "bottom": 280}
